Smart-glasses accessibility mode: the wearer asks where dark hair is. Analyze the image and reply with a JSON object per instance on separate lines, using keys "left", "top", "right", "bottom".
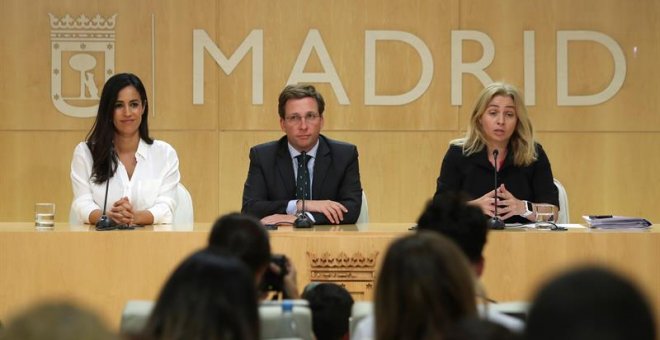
{"left": 277, "top": 84, "right": 325, "bottom": 118}
{"left": 418, "top": 192, "right": 489, "bottom": 263}
{"left": 302, "top": 283, "right": 354, "bottom": 340}
{"left": 375, "top": 232, "right": 477, "bottom": 340}
{"left": 447, "top": 317, "right": 520, "bottom": 340}
{"left": 141, "top": 248, "right": 259, "bottom": 340}
{"left": 0, "top": 301, "right": 116, "bottom": 340}
{"left": 525, "top": 266, "right": 656, "bottom": 340}
{"left": 85, "top": 73, "right": 153, "bottom": 184}
{"left": 208, "top": 213, "right": 271, "bottom": 275}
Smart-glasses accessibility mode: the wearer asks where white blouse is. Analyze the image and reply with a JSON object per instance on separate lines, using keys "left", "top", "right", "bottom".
{"left": 70, "top": 139, "right": 180, "bottom": 224}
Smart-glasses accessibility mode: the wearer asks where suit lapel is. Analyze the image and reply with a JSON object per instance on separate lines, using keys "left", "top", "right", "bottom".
{"left": 312, "top": 136, "right": 331, "bottom": 199}
{"left": 276, "top": 139, "right": 296, "bottom": 196}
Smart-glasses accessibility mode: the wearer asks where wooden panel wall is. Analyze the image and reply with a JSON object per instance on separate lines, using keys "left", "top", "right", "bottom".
{"left": 2, "top": 0, "right": 659, "bottom": 225}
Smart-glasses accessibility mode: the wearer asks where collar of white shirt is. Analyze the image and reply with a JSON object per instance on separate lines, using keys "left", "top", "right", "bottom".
{"left": 136, "top": 138, "right": 150, "bottom": 161}
{"left": 287, "top": 139, "right": 320, "bottom": 160}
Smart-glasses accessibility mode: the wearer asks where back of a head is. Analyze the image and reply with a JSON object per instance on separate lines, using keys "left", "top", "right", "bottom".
{"left": 418, "top": 192, "right": 488, "bottom": 264}
{"left": 0, "top": 301, "right": 115, "bottom": 340}
{"left": 375, "top": 231, "right": 477, "bottom": 340}
{"left": 208, "top": 213, "right": 271, "bottom": 276}
{"left": 142, "top": 248, "right": 259, "bottom": 340}
{"left": 525, "top": 266, "right": 656, "bottom": 340}
{"left": 447, "top": 317, "right": 520, "bottom": 340}
{"left": 302, "top": 283, "right": 354, "bottom": 340}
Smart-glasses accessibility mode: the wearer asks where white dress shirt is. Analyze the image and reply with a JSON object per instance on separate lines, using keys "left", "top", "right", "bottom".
{"left": 70, "top": 139, "right": 180, "bottom": 224}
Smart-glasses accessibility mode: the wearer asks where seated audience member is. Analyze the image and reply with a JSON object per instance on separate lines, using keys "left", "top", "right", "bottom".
{"left": 525, "top": 266, "right": 656, "bottom": 340}
{"left": 417, "top": 192, "right": 525, "bottom": 332}
{"left": 447, "top": 317, "right": 520, "bottom": 340}
{"left": 140, "top": 248, "right": 259, "bottom": 340}
{"left": 302, "top": 283, "right": 354, "bottom": 340}
{"left": 0, "top": 301, "right": 116, "bottom": 340}
{"left": 371, "top": 232, "right": 477, "bottom": 340}
{"left": 208, "top": 212, "right": 299, "bottom": 298}
{"left": 354, "top": 193, "right": 523, "bottom": 339}
{"left": 241, "top": 84, "right": 363, "bottom": 225}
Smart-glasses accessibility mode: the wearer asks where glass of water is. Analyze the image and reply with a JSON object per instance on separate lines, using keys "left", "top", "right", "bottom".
{"left": 35, "top": 203, "right": 55, "bottom": 228}
{"left": 534, "top": 203, "right": 555, "bottom": 229}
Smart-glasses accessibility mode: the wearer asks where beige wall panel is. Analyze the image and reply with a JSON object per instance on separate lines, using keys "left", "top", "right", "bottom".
{"left": 150, "top": 0, "right": 219, "bottom": 130}
{"left": 537, "top": 132, "right": 660, "bottom": 224}
{"left": 0, "top": 1, "right": 162, "bottom": 130}
{"left": 0, "top": 131, "right": 86, "bottom": 221}
{"left": 152, "top": 131, "right": 219, "bottom": 223}
{"left": 458, "top": 0, "right": 660, "bottom": 132}
{"left": 218, "top": 131, "right": 286, "bottom": 219}
{"left": 219, "top": 131, "right": 462, "bottom": 223}
{"left": 214, "top": 0, "right": 460, "bottom": 131}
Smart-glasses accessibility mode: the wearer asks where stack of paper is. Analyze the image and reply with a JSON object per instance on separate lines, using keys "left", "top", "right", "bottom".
{"left": 582, "top": 215, "right": 652, "bottom": 229}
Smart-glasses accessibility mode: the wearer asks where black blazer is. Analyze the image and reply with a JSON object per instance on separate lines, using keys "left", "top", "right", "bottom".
{"left": 433, "top": 143, "right": 559, "bottom": 224}
{"left": 242, "top": 135, "right": 362, "bottom": 224}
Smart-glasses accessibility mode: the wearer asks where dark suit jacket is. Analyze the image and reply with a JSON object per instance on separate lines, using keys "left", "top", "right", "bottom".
{"left": 242, "top": 135, "right": 362, "bottom": 224}
{"left": 433, "top": 143, "right": 559, "bottom": 224}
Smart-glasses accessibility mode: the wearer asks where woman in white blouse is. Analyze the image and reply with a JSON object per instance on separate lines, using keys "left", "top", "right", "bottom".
{"left": 70, "top": 73, "right": 180, "bottom": 226}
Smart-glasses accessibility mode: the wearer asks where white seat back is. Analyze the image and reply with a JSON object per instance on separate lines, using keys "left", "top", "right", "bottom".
{"left": 350, "top": 301, "right": 374, "bottom": 339}
{"left": 172, "top": 183, "right": 194, "bottom": 229}
{"left": 260, "top": 300, "right": 314, "bottom": 340}
{"left": 356, "top": 191, "right": 369, "bottom": 224}
{"left": 69, "top": 204, "right": 80, "bottom": 225}
{"left": 554, "top": 179, "right": 569, "bottom": 224}
{"left": 120, "top": 299, "right": 314, "bottom": 339}
{"left": 120, "top": 300, "right": 154, "bottom": 335}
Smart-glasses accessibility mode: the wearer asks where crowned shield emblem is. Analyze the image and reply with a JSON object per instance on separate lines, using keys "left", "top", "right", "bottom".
{"left": 49, "top": 13, "right": 116, "bottom": 118}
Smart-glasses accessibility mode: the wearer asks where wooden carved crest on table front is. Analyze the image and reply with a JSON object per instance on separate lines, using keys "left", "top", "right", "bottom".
{"left": 307, "top": 251, "right": 378, "bottom": 289}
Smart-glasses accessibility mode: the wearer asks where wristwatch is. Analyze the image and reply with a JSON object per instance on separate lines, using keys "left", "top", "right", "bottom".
{"left": 521, "top": 200, "right": 534, "bottom": 217}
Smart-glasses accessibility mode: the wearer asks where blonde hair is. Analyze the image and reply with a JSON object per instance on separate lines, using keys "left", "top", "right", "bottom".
{"left": 451, "top": 82, "right": 537, "bottom": 166}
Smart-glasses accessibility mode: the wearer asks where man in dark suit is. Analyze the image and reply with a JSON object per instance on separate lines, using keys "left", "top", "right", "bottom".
{"left": 242, "top": 84, "right": 362, "bottom": 225}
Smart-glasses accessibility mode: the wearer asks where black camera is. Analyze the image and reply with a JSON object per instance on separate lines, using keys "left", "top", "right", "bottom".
{"left": 260, "top": 254, "right": 289, "bottom": 293}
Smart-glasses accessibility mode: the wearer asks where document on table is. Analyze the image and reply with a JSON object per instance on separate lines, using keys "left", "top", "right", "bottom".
{"left": 582, "top": 215, "right": 652, "bottom": 229}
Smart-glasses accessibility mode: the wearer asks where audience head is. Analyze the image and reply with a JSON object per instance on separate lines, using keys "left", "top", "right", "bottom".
{"left": 525, "top": 266, "right": 656, "bottom": 340}
{"left": 302, "top": 283, "right": 354, "bottom": 340}
{"left": 447, "top": 317, "right": 520, "bottom": 340}
{"left": 0, "top": 301, "right": 115, "bottom": 340}
{"left": 418, "top": 192, "right": 489, "bottom": 275}
{"left": 208, "top": 212, "right": 271, "bottom": 281}
{"left": 141, "top": 248, "right": 259, "bottom": 340}
{"left": 375, "top": 231, "right": 477, "bottom": 340}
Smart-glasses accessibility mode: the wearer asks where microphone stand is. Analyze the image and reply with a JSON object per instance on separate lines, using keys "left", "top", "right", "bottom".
{"left": 294, "top": 151, "right": 314, "bottom": 228}
{"left": 488, "top": 149, "right": 505, "bottom": 230}
{"left": 95, "top": 146, "right": 134, "bottom": 231}
{"left": 96, "top": 150, "right": 116, "bottom": 231}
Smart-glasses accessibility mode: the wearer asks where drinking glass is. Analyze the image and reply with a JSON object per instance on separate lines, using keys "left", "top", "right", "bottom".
{"left": 534, "top": 203, "right": 555, "bottom": 229}
{"left": 35, "top": 203, "right": 55, "bottom": 228}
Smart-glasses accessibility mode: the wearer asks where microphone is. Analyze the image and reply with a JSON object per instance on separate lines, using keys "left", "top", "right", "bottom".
{"left": 96, "top": 146, "right": 116, "bottom": 231}
{"left": 488, "top": 149, "right": 505, "bottom": 230}
{"left": 293, "top": 151, "right": 314, "bottom": 228}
